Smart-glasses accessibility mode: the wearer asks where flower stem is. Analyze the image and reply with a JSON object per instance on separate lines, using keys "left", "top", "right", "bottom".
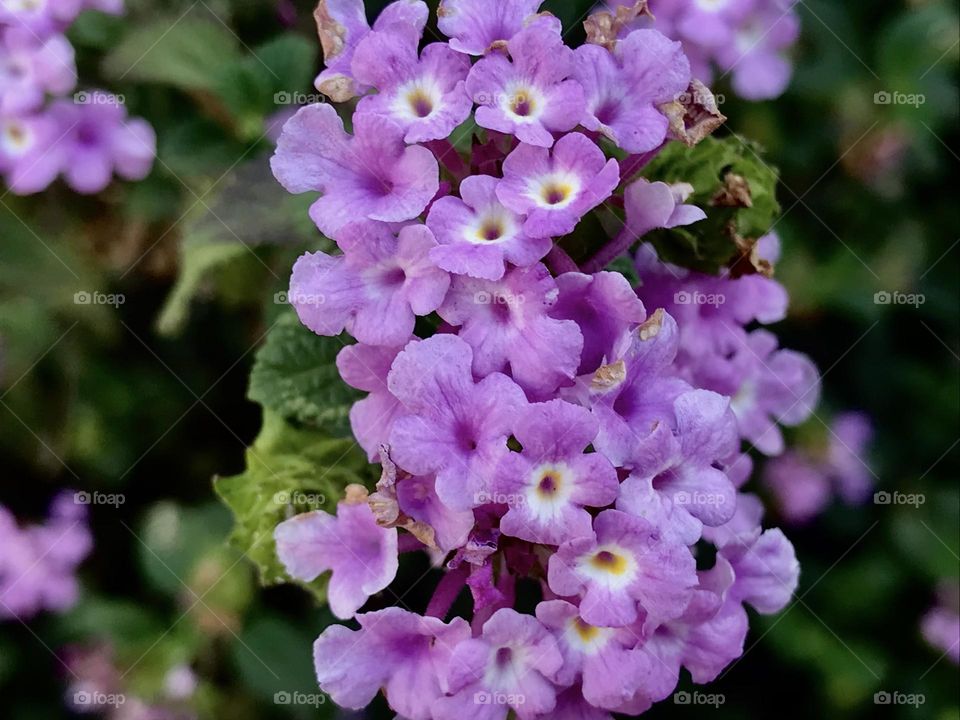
{"left": 583, "top": 229, "right": 636, "bottom": 274}
{"left": 546, "top": 245, "right": 580, "bottom": 275}
{"left": 425, "top": 564, "right": 469, "bottom": 620}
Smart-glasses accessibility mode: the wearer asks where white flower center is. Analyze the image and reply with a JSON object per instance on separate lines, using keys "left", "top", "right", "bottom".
{"left": 501, "top": 83, "right": 545, "bottom": 122}
{"left": 730, "top": 380, "right": 756, "bottom": 419}
{"left": 527, "top": 171, "right": 581, "bottom": 210}
{"left": 577, "top": 544, "right": 638, "bottom": 590}
{"left": 524, "top": 462, "right": 575, "bottom": 521}
{"left": 1, "top": 121, "right": 34, "bottom": 156}
{"left": 484, "top": 644, "right": 528, "bottom": 691}
{"left": 393, "top": 78, "right": 443, "bottom": 121}
{"left": 564, "top": 616, "right": 614, "bottom": 654}
{"left": 3, "top": 0, "right": 45, "bottom": 12}
{"left": 466, "top": 206, "right": 517, "bottom": 245}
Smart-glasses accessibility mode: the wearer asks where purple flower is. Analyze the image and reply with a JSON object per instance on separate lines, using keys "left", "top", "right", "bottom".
{"left": 616, "top": 390, "right": 740, "bottom": 543}
{"left": 573, "top": 29, "right": 689, "bottom": 153}
{"left": 427, "top": 174, "right": 553, "bottom": 281}
{"left": 634, "top": 557, "right": 747, "bottom": 696}
{"left": 289, "top": 221, "right": 449, "bottom": 347}
{"left": 564, "top": 310, "right": 690, "bottom": 467}
{"left": 438, "top": 263, "right": 584, "bottom": 398}
{"left": 828, "top": 412, "right": 874, "bottom": 503}
{"left": 371, "top": 447, "right": 474, "bottom": 552}
{"left": 536, "top": 599, "right": 647, "bottom": 710}
{"left": 48, "top": 94, "right": 155, "bottom": 194}
{"left": 387, "top": 334, "right": 528, "bottom": 511}
{"left": 312, "top": 607, "right": 471, "bottom": 718}
{"left": 336, "top": 343, "right": 404, "bottom": 461}
{"left": 636, "top": 235, "right": 788, "bottom": 333}
{"left": 0, "top": 28, "right": 75, "bottom": 115}
{"left": 623, "top": 178, "right": 706, "bottom": 239}
{"left": 274, "top": 500, "right": 398, "bottom": 619}
{"left": 921, "top": 583, "right": 960, "bottom": 664}
{"left": 352, "top": 30, "right": 472, "bottom": 143}
{"left": 0, "top": 492, "right": 91, "bottom": 620}
{"left": 604, "top": 0, "right": 800, "bottom": 101}
{"left": 548, "top": 509, "right": 697, "bottom": 628}
{"left": 0, "top": 111, "right": 62, "bottom": 194}
{"left": 763, "top": 452, "right": 832, "bottom": 525}
{"left": 726, "top": 329, "right": 820, "bottom": 456}
{"left": 549, "top": 271, "right": 647, "bottom": 375}
{"left": 437, "top": 0, "right": 558, "bottom": 56}
{"left": 552, "top": 686, "right": 617, "bottom": 719}
{"left": 395, "top": 473, "right": 474, "bottom": 552}
{"left": 432, "top": 608, "right": 563, "bottom": 720}
{"left": 271, "top": 103, "right": 439, "bottom": 237}
{"left": 763, "top": 411, "right": 874, "bottom": 523}
{"left": 498, "top": 132, "right": 620, "bottom": 237}
{"left": 466, "top": 24, "right": 584, "bottom": 147}
{"left": 493, "top": 400, "right": 618, "bottom": 545}
{"left": 717, "top": 5, "right": 800, "bottom": 100}
{"left": 720, "top": 526, "right": 799, "bottom": 614}
{"left": 670, "top": 0, "right": 752, "bottom": 50}
{"left": 313, "top": 0, "right": 428, "bottom": 101}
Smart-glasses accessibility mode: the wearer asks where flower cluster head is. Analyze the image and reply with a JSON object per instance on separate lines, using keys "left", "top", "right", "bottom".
{"left": 601, "top": 0, "right": 801, "bottom": 100}
{"left": 271, "top": 2, "right": 810, "bottom": 717}
{"left": 0, "top": 492, "right": 92, "bottom": 620}
{"left": 0, "top": 1, "right": 155, "bottom": 194}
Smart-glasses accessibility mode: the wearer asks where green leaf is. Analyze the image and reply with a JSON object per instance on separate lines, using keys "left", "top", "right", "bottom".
{"left": 643, "top": 135, "right": 782, "bottom": 273}
{"left": 231, "top": 614, "right": 334, "bottom": 714}
{"left": 214, "top": 410, "right": 371, "bottom": 601}
{"left": 248, "top": 308, "right": 358, "bottom": 434}
{"left": 68, "top": 9, "right": 124, "bottom": 49}
{"left": 157, "top": 238, "right": 250, "bottom": 336}
{"left": 102, "top": 16, "right": 241, "bottom": 92}
{"left": 254, "top": 35, "right": 319, "bottom": 97}
{"left": 156, "top": 156, "right": 319, "bottom": 335}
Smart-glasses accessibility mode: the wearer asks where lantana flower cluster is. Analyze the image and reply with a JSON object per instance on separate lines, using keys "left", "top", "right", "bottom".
{"left": 269, "top": 2, "right": 814, "bottom": 717}
{"left": 0, "top": 0, "right": 155, "bottom": 194}
{"left": 603, "top": 0, "right": 801, "bottom": 100}
{"left": 0, "top": 492, "right": 91, "bottom": 620}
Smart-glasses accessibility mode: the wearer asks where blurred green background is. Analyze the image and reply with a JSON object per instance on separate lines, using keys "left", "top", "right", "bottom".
{"left": 0, "top": 0, "right": 957, "bottom": 718}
